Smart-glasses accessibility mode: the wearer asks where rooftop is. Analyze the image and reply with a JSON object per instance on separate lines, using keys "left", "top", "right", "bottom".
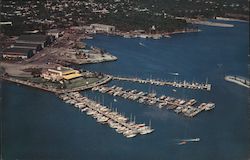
{"left": 13, "top": 43, "right": 41, "bottom": 48}
{"left": 17, "top": 34, "right": 49, "bottom": 42}
{"left": 90, "top": 23, "right": 115, "bottom": 28}
{"left": 47, "top": 29, "right": 62, "bottom": 33}
{"left": 63, "top": 73, "right": 82, "bottom": 80}
{"left": 2, "top": 47, "right": 32, "bottom": 53}
{"left": 48, "top": 66, "right": 79, "bottom": 73}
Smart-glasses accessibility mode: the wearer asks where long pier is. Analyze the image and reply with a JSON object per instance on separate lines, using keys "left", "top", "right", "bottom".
{"left": 92, "top": 85, "right": 215, "bottom": 117}
{"left": 111, "top": 76, "right": 211, "bottom": 91}
{"left": 225, "top": 75, "right": 250, "bottom": 88}
{"left": 59, "top": 92, "right": 154, "bottom": 138}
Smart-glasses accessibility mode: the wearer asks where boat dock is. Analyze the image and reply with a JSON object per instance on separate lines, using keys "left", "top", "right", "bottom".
{"left": 59, "top": 92, "right": 154, "bottom": 138}
{"left": 92, "top": 85, "right": 215, "bottom": 117}
{"left": 111, "top": 76, "right": 211, "bottom": 91}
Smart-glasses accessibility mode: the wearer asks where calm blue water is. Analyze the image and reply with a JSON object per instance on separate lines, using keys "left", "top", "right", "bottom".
{"left": 2, "top": 20, "right": 249, "bottom": 160}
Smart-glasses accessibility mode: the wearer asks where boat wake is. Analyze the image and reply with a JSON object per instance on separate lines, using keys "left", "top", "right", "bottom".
{"left": 176, "top": 138, "right": 200, "bottom": 145}
{"left": 139, "top": 42, "right": 146, "bottom": 47}
{"left": 168, "top": 72, "right": 179, "bottom": 76}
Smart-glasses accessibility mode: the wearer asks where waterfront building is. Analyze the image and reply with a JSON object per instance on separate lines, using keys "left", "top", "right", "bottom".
{"left": 90, "top": 24, "right": 115, "bottom": 33}
{"left": 1, "top": 47, "right": 33, "bottom": 59}
{"left": 41, "top": 66, "right": 82, "bottom": 82}
{"left": 11, "top": 43, "right": 42, "bottom": 53}
{"left": 47, "top": 29, "right": 64, "bottom": 39}
{"left": 16, "top": 34, "right": 52, "bottom": 48}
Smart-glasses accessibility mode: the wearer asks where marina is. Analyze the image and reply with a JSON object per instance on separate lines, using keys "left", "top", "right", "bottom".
{"left": 58, "top": 92, "right": 154, "bottom": 138}
{"left": 111, "top": 76, "right": 212, "bottom": 91}
{"left": 2, "top": 19, "right": 249, "bottom": 160}
{"left": 92, "top": 85, "right": 215, "bottom": 117}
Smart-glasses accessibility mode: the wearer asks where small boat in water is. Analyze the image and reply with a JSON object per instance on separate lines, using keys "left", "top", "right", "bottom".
{"left": 178, "top": 141, "right": 187, "bottom": 145}
{"left": 169, "top": 72, "right": 179, "bottom": 76}
{"left": 139, "top": 42, "right": 146, "bottom": 47}
{"left": 184, "top": 138, "right": 200, "bottom": 142}
{"left": 177, "top": 138, "right": 200, "bottom": 145}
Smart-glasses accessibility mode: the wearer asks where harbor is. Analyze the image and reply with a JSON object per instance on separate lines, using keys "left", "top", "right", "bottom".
{"left": 111, "top": 76, "right": 212, "bottom": 91}
{"left": 92, "top": 85, "right": 215, "bottom": 117}
{"left": 58, "top": 92, "right": 154, "bottom": 138}
{"left": 1, "top": 6, "right": 248, "bottom": 158}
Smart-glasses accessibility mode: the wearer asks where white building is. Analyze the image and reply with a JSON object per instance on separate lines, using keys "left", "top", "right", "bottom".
{"left": 47, "top": 29, "right": 64, "bottom": 39}
{"left": 90, "top": 24, "right": 115, "bottom": 33}
{"left": 41, "top": 66, "right": 82, "bottom": 81}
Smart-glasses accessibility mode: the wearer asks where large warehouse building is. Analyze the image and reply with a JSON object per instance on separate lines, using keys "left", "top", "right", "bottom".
{"left": 16, "top": 34, "right": 52, "bottom": 48}
{"left": 1, "top": 34, "right": 52, "bottom": 60}
{"left": 11, "top": 43, "right": 42, "bottom": 53}
{"left": 1, "top": 48, "right": 33, "bottom": 59}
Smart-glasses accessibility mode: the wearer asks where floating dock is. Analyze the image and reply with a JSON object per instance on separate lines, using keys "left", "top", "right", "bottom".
{"left": 111, "top": 76, "right": 211, "bottom": 91}
{"left": 92, "top": 85, "right": 215, "bottom": 117}
{"left": 59, "top": 92, "right": 154, "bottom": 138}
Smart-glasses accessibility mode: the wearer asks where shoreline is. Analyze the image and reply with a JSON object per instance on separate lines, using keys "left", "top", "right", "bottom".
{"left": 215, "top": 17, "right": 249, "bottom": 23}
{"left": 88, "top": 28, "right": 201, "bottom": 40}
{"left": 0, "top": 75, "right": 112, "bottom": 94}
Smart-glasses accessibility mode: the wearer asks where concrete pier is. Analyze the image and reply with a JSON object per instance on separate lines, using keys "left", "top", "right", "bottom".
{"left": 111, "top": 76, "right": 212, "bottom": 91}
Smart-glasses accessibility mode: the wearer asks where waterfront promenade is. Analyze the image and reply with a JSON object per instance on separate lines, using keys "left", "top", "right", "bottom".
{"left": 0, "top": 75, "right": 112, "bottom": 94}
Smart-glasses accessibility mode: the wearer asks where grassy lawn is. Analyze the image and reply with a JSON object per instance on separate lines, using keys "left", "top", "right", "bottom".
{"left": 65, "top": 77, "right": 100, "bottom": 89}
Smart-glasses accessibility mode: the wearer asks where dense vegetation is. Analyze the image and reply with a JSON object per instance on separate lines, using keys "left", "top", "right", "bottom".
{"left": 0, "top": 0, "right": 249, "bottom": 35}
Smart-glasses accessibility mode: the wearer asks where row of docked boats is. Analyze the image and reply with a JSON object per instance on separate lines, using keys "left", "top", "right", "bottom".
{"left": 59, "top": 92, "right": 154, "bottom": 138}
{"left": 92, "top": 85, "right": 215, "bottom": 117}
{"left": 112, "top": 76, "right": 211, "bottom": 91}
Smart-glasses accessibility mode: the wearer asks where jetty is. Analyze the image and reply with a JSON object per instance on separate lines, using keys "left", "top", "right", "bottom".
{"left": 225, "top": 75, "right": 250, "bottom": 88}
{"left": 92, "top": 85, "right": 215, "bottom": 117}
{"left": 0, "top": 75, "right": 112, "bottom": 94}
{"left": 190, "top": 21, "right": 234, "bottom": 27}
{"left": 59, "top": 92, "right": 154, "bottom": 138}
{"left": 111, "top": 76, "right": 211, "bottom": 91}
{"left": 176, "top": 17, "right": 234, "bottom": 28}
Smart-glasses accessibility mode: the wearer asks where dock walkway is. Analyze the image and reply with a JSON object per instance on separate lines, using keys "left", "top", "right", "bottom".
{"left": 60, "top": 92, "right": 154, "bottom": 138}
{"left": 111, "top": 76, "right": 211, "bottom": 91}
{"left": 92, "top": 85, "right": 215, "bottom": 117}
